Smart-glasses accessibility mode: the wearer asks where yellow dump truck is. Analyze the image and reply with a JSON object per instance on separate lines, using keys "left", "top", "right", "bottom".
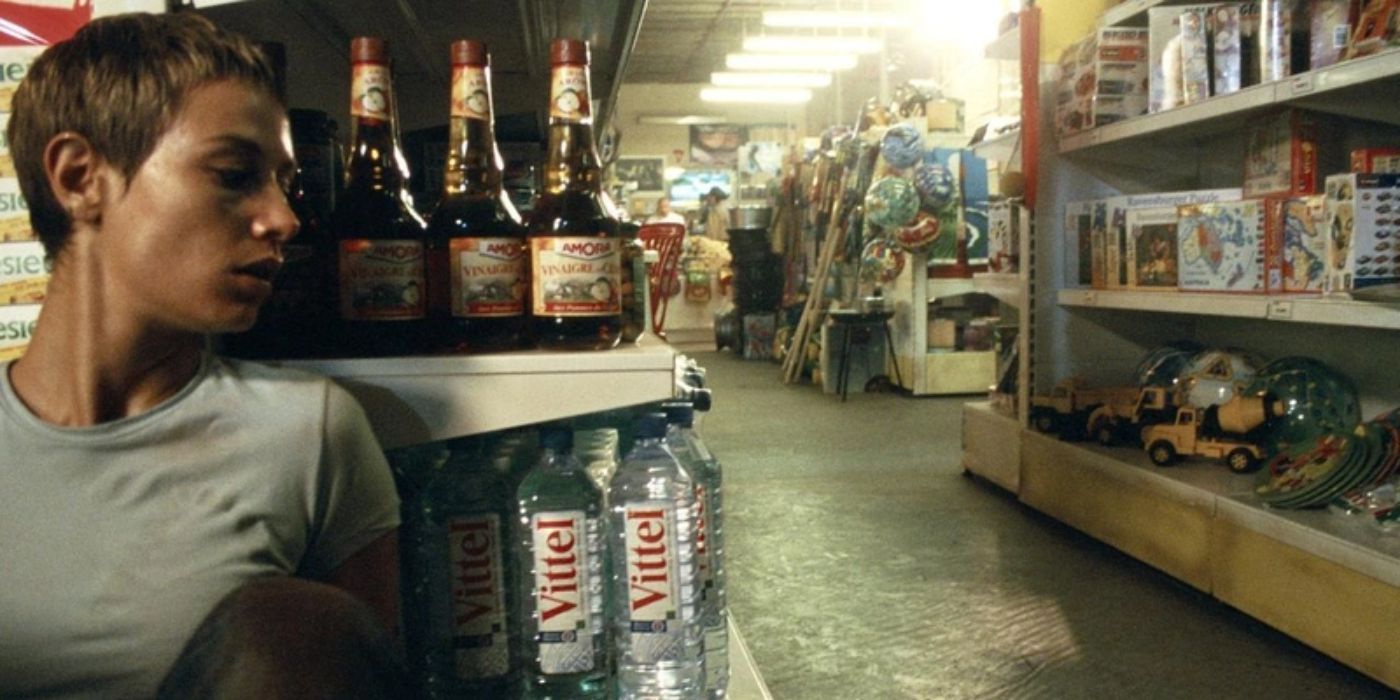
{"left": 1029, "top": 378, "right": 1141, "bottom": 439}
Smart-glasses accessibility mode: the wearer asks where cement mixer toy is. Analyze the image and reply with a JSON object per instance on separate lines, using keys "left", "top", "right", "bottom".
{"left": 1141, "top": 393, "right": 1285, "bottom": 474}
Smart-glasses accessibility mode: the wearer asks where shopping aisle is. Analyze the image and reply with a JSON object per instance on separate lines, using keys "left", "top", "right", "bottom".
{"left": 692, "top": 352, "right": 1392, "bottom": 699}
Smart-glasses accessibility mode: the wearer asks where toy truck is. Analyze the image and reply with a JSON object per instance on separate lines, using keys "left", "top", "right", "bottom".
{"left": 1029, "top": 378, "right": 1140, "bottom": 439}
{"left": 1141, "top": 393, "right": 1284, "bottom": 473}
{"left": 1085, "top": 385, "right": 1178, "bottom": 446}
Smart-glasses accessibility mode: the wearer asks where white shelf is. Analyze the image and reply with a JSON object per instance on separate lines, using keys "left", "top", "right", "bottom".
{"left": 1098, "top": 0, "right": 1197, "bottom": 28}
{"left": 1058, "top": 289, "right": 1400, "bottom": 330}
{"left": 970, "top": 129, "right": 1020, "bottom": 164}
{"left": 1028, "top": 433, "right": 1400, "bottom": 589}
{"left": 1059, "top": 49, "right": 1400, "bottom": 158}
{"left": 984, "top": 26, "right": 1020, "bottom": 61}
{"left": 926, "top": 277, "right": 978, "bottom": 300}
{"left": 972, "top": 272, "right": 1027, "bottom": 308}
{"left": 275, "top": 337, "right": 681, "bottom": 449}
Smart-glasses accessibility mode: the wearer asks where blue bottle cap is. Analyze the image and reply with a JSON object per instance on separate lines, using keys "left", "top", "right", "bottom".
{"left": 539, "top": 424, "right": 573, "bottom": 452}
{"left": 633, "top": 412, "right": 669, "bottom": 439}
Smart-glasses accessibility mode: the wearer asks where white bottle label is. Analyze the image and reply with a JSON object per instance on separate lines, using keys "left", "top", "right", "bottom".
{"left": 530, "top": 236, "right": 622, "bottom": 317}
{"left": 338, "top": 239, "right": 426, "bottom": 320}
{"left": 448, "top": 513, "right": 509, "bottom": 679}
{"left": 531, "top": 511, "right": 594, "bottom": 674}
{"left": 549, "top": 65, "right": 590, "bottom": 121}
{"left": 624, "top": 503, "right": 680, "bottom": 663}
{"left": 451, "top": 237, "right": 525, "bottom": 317}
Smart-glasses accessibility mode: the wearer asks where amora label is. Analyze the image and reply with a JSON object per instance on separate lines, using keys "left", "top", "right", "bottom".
{"left": 350, "top": 64, "right": 392, "bottom": 121}
{"left": 338, "top": 239, "right": 425, "bottom": 320}
{"left": 451, "top": 65, "right": 491, "bottom": 121}
{"left": 549, "top": 65, "right": 589, "bottom": 121}
{"left": 451, "top": 237, "right": 524, "bottom": 318}
{"left": 449, "top": 513, "right": 510, "bottom": 679}
{"left": 530, "top": 237, "right": 621, "bottom": 317}
{"left": 531, "top": 512, "right": 595, "bottom": 674}
{"left": 624, "top": 503, "right": 681, "bottom": 664}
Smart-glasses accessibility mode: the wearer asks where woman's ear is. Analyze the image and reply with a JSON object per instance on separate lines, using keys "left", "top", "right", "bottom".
{"left": 43, "top": 132, "right": 108, "bottom": 226}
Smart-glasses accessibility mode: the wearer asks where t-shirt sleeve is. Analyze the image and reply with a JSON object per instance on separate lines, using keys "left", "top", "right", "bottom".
{"left": 300, "top": 381, "right": 401, "bottom": 578}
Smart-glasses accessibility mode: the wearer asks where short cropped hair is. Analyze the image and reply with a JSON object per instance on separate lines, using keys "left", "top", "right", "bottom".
{"left": 7, "top": 12, "right": 281, "bottom": 258}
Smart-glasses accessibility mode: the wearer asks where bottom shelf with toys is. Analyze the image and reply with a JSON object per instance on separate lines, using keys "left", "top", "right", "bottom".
{"left": 1012, "top": 429, "right": 1400, "bottom": 688}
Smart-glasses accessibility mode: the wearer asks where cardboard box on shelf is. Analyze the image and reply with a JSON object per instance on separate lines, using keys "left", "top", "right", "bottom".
{"left": 0, "top": 179, "right": 33, "bottom": 242}
{"left": 1324, "top": 173, "right": 1400, "bottom": 293}
{"left": 1180, "top": 7, "right": 1214, "bottom": 105}
{"left": 928, "top": 319, "right": 958, "bottom": 350}
{"left": 1177, "top": 200, "right": 1270, "bottom": 293}
{"left": 1264, "top": 195, "right": 1327, "bottom": 293}
{"left": 1344, "top": 0, "right": 1400, "bottom": 59}
{"left": 1310, "top": 0, "right": 1359, "bottom": 69}
{"left": 1090, "top": 199, "right": 1111, "bottom": 289}
{"left": 1351, "top": 147, "right": 1400, "bottom": 174}
{"left": 1107, "top": 189, "right": 1244, "bottom": 290}
{"left": 1243, "top": 109, "right": 1346, "bottom": 199}
{"left": 1065, "top": 199, "right": 1095, "bottom": 288}
{"left": 1149, "top": 4, "right": 1223, "bottom": 112}
{"left": 1126, "top": 206, "right": 1182, "bottom": 290}
{"left": 987, "top": 199, "right": 1020, "bottom": 274}
{"left": 0, "top": 239, "right": 49, "bottom": 297}
{"left": 1212, "top": 5, "right": 1247, "bottom": 97}
{"left": 1055, "top": 28, "right": 1149, "bottom": 137}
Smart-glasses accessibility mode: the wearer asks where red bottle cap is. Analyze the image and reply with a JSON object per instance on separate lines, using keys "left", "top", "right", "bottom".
{"left": 452, "top": 40, "right": 488, "bottom": 67}
{"left": 351, "top": 36, "right": 388, "bottom": 63}
{"left": 550, "top": 38, "right": 589, "bottom": 65}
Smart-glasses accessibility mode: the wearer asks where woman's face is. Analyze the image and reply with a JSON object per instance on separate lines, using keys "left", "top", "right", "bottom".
{"left": 95, "top": 80, "right": 299, "bottom": 334}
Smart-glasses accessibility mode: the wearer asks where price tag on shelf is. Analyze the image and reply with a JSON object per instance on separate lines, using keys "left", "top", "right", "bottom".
{"left": 1289, "top": 74, "right": 1314, "bottom": 96}
{"left": 1267, "top": 299, "right": 1294, "bottom": 320}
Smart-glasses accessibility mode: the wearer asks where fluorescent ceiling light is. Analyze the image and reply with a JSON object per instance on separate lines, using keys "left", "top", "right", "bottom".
{"left": 710, "top": 71, "right": 832, "bottom": 88}
{"left": 743, "top": 35, "right": 883, "bottom": 55}
{"left": 636, "top": 114, "right": 730, "bottom": 125}
{"left": 762, "top": 10, "right": 902, "bottom": 29}
{"left": 726, "top": 52, "right": 858, "bottom": 71}
{"left": 700, "top": 87, "right": 813, "bottom": 104}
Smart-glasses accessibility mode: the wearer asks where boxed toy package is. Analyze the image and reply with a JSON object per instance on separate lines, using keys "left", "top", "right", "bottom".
{"left": 1090, "top": 200, "right": 1111, "bottom": 289}
{"left": 1180, "top": 7, "right": 1214, "bottom": 105}
{"left": 987, "top": 199, "right": 1023, "bottom": 274}
{"left": 1065, "top": 200, "right": 1095, "bottom": 287}
{"left": 1055, "top": 28, "right": 1149, "bottom": 137}
{"left": 1177, "top": 200, "right": 1270, "bottom": 293}
{"left": 1125, "top": 207, "right": 1182, "bottom": 290}
{"left": 1264, "top": 195, "right": 1327, "bottom": 293}
{"left": 1324, "top": 173, "right": 1400, "bottom": 293}
{"left": 1244, "top": 109, "right": 1346, "bottom": 199}
{"left": 1351, "top": 147, "right": 1400, "bottom": 174}
{"left": 1119, "top": 188, "right": 1244, "bottom": 290}
{"left": 1310, "top": 0, "right": 1359, "bottom": 69}
{"left": 1344, "top": 0, "right": 1400, "bottom": 59}
{"left": 1212, "top": 5, "right": 1246, "bottom": 97}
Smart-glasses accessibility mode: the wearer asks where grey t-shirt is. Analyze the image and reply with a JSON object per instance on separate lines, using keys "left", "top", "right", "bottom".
{"left": 0, "top": 355, "right": 401, "bottom": 698}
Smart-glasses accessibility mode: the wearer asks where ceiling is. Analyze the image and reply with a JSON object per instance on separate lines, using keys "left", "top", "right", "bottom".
{"left": 626, "top": 0, "right": 903, "bottom": 84}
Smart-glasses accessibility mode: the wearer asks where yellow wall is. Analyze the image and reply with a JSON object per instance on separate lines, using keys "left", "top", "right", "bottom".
{"left": 1039, "top": 0, "right": 1121, "bottom": 62}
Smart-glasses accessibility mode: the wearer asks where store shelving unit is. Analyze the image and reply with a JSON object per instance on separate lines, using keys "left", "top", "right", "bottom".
{"left": 889, "top": 267, "right": 997, "bottom": 396}
{"left": 962, "top": 8, "right": 1400, "bottom": 690}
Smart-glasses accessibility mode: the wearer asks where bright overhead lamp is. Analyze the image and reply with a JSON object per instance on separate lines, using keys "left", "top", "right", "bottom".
{"left": 710, "top": 71, "right": 832, "bottom": 88}
{"left": 700, "top": 87, "right": 813, "bottom": 104}
{"left": 762, "top": 10, "right": 902, "bottom": 29}
{"left": 726, "top": 52, "right": 858, "bottom": 71}
{"left": 743, "top": 35, "right": 884, "bottom": 55}
{"left": 636, "top": 114, "right": 730, "bottom": 125}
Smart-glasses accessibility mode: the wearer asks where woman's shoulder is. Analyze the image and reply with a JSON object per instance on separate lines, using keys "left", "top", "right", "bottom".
{"left": 207, "top": 357, "right": 345, "bottom": 411}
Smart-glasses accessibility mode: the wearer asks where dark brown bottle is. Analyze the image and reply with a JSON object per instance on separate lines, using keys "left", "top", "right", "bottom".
{"left": 330, "top": 37, "right": 429, "bottom": 357}
{"left": 426, "top": 40, "right": 527, "bottom": 353}
{"left": 527, "top": 39, "right": 623, "bottom": 351}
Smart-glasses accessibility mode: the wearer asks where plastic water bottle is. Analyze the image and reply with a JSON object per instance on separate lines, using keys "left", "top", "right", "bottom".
{"left": 514, "top": 424, "right": 608, "bottom": 698}
{"left": 417, "top": 437, "right": 519, "bottom": 698}
{"left": 608, "top": 412, "right": 703, "bottom": 698}
{"left": 663, "top": 402, "right": 729, "bottom": 698}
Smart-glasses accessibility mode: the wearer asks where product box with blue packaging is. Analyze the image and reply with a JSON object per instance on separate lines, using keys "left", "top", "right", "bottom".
{"left": 1324, "top": 173, "right": 1400, "bottom": 293}
{"left": 1177, "top": 200, "right": 1270, "bottom": 293}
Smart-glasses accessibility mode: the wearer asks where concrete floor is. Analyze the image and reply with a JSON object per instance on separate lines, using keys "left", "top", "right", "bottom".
{"left": 691, "top": 351, "right": 1394, "bottom": 700}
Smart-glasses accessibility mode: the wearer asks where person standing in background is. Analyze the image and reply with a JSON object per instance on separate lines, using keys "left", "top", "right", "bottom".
{"left": 701, "top": 186, "right": 730, "bottom": 240}
{"left": 0, "top": 12, "right": 405, "bottom": 697}
{"left": 645, "top": 195, "right": 686, "bottom": 226}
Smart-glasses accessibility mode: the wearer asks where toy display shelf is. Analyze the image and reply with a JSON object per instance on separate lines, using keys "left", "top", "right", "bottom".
{"left": 1057, "top": 289, "right": 1400, "bottom": 331}
{"left": 962, "top": 401, "right": 1021, "bottom": 492}
{"left": 1058, "top": 49, "right": 1400, "bottom": 160}
{"left": 1018, "top": 430, "right": 1400, "bottom": 687}
{"left": 972, "top": 272, "right": 1027, "bottom": 309}
{"left": 277, "top": 336, "right": 682, "bottom": 450}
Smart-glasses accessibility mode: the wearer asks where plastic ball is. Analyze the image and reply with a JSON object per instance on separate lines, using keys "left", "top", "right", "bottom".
{"left": 1178, "top": 348, "right": 1263, "bottom": 408}
{"left": 864, "top": 176, "right": 921, "bottom": 229}
{"left": 894, "top": 213, "right": 942, "bottom": 253}
{"left": 1244, "top": 356, "right": 1361, "bottom": 454}
{"left": 880, "top": 123, "right": 925, "bottom": 169}
{"left": 860, "top": 237, "right": 906, "bottom": 284}
{"left": 913, "top": 163, "right": 957, "bottom": 210}
{"left": 1134, "top": 341, "right": 1204, "bottom": 389}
